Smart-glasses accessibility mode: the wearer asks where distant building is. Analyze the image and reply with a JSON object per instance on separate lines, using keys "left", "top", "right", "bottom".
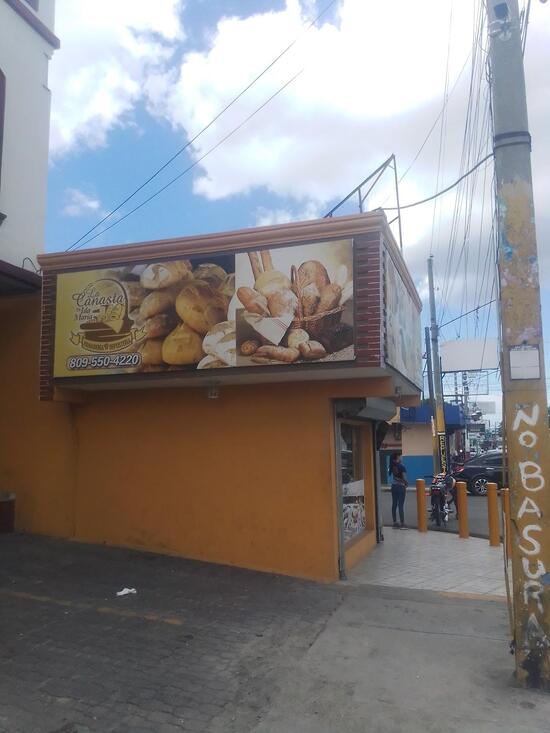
{"left": 0, "top": 0, "right": 59, "bottom": 267}
{"left": 399, "top": 402, "right": 466, "bottom": 480}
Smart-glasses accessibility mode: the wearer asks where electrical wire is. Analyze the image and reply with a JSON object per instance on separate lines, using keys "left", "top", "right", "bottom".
{"left": 71, "top": 71, "right": 303, "bottom": 251}
{"left": 65, "top": 0, "right": 339, "bottom": 252}
{"left": 382, "top": 153, "right": 493, "bottom": 212}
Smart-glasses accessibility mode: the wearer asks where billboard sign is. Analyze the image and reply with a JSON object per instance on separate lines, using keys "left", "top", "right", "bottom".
{"left": 53, "top": 239, "right": 355, "bottom": 379}
{"left": 440, "top": 338, "right": 499, "bottom": 373}
{"left": 385, "top": 255, "right": 422, "bottom": 388}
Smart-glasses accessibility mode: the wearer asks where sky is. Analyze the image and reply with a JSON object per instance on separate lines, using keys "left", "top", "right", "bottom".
{"left": 45, "top": 0, "right": 550, "bottom": 411}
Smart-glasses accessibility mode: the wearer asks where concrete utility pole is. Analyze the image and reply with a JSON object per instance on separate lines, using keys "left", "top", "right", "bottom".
{"left": 487, "top": 0, "right": 550, "bottom": 689}
{"left": 427, "top": 256, "right": 447, "bottom": 474}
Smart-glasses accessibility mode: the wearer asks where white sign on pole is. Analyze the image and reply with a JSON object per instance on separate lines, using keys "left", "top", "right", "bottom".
{"left": 440, "top": 339, "right": 499, "bottom": 373}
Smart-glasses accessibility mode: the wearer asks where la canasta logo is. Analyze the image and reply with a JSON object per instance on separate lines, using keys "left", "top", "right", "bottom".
{"left": 69, "top": 278, "right": 145, "bottom": 353}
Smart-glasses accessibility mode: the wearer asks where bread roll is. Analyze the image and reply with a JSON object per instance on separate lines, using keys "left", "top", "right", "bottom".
{"left": 254, "top": 270, "right": 291, "bottom": 298}
{"left": 237, "top": 286, "right": 269, "bottom": 316}
{"left": 297, "top": 261, "right": 330, "bottom": 291}
{"left": 176, "top": 281, "right": 226, "bottom": 334}
{"left": 137, "top": 338, "right": 164, "bottom": 365}
{"left": 240, "top": 339, "right": 260, "bottom": 356}
{"left": 143, "top": 313, "right": 178, "bottom": 339}
{"left": 286, "top": 329, "right": 309, "bottom": 350}
{"left": 193, "top": 263, "right": 227, "bottom": 289}
{"left": 140, "top": 260, "right": 192, "bottom": 290}
{"left": 162, "top": 323, "right": 205, "bottom": 365}
{"left": 298, "top": 340, "right": 327, "bottom": 360}
{"left": 316, "top": 283, "right": 342, "bottom": 313}
{"left": 122, "top": 282, "right": 148, "bottom": 309}
{"left": 139, "top": 289, "right": 178, "bottom": 319}
{"left": 267, "top": 289, "right": 298, "bottom": 317}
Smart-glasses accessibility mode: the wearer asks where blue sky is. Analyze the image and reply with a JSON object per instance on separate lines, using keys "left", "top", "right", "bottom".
{"left": 45, "top": 0, "right": 550, "bottom": 397}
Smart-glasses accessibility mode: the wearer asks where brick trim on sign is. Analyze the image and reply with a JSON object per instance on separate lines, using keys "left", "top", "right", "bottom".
{"left": 39, "top": 271, "right": 56, "bottom": 400}
{"left": 354, "top": 231, "right": 383, "bottom": 369}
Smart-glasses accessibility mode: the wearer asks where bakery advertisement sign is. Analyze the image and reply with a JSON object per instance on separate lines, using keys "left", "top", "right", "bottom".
{"left": 53, "top": 239, "right": 355, "bottom": 379}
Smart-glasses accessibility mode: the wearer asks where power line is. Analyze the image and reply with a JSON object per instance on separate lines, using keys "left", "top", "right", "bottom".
{"left": 439, "top": 298, "right": 496, "bottom": 329}
{"left": 66, "top": 0, "right": 339, "bottom": 252}
{"left": 382, "top": 152, "right": 493, "bottom": 212}
{"left": 72, "top": 71, "right": 303, "bottom": 250}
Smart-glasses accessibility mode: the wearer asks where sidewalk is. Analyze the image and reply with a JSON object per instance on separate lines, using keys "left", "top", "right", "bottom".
{"left": 345, "top": 528, "right": 507, "bottom": 598}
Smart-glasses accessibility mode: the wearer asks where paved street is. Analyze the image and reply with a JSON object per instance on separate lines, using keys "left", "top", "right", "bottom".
{"left": 380, "top": 488, "right": 501, "bottom": 538}
{"left": 2, "top": 533, "right": 550, "bottom": 733}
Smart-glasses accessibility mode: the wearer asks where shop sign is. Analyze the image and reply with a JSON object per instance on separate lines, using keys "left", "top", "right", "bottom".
{"left": 53, "top": 239, "right": 355, "bottom": 378}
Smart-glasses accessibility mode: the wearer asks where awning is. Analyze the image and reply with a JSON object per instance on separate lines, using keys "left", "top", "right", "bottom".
{"left": 0, "top": 260, "right": 41, "bottom": 295}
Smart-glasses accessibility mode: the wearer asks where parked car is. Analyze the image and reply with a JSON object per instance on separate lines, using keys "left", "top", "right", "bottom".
{"left": 452, "top": 451, "right": 506, "bottom": 496}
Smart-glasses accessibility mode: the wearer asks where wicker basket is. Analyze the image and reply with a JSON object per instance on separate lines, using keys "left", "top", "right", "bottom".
{"left": 290, "top": 265, "right": 344, "bottom": 340}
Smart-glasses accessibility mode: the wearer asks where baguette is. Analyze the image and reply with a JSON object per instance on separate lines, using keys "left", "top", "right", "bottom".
{"left": 252, "top": 345, "right": 300, "bottom": 363}
{"left": 237, "top": 286, "right": 269, "bottom": 316}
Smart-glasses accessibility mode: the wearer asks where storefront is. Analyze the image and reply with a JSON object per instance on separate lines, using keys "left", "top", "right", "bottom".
{"left": 1, "top": 213, "right": 422, "bottom": 581}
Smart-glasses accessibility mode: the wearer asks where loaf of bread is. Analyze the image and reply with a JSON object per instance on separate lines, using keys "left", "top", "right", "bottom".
{"left": 252, "top": 345, "right": 300, "bottom": 363}
{"left": 316, "top": 283, "right": 342, "bottom": 313}
{"left": 301, "top": 283, "right": 320, "bottom": 316}
{"left": 140, "top": 260, "right": 192, "bottom": 289}
{"left": 237, "top": 286, "right": 269, "bottom": 316}
{"left": 254, "top": 270, "right": 292, "bottom": 298}
{"left": 162, "top": 323, "right": 205, "bottom": 365}
{"left": 267, "top": 289, "right": 298, "bottom": 317}
{"left": 175, "top": 281, "right": 227, "bottom": 334}
{"left": 297, "top": 260, "right": 330, "bottom": 291}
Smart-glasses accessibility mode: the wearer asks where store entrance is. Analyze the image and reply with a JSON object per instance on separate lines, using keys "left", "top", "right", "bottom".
{"left": 337, "top": 420, "right": 378, "bottom": 578}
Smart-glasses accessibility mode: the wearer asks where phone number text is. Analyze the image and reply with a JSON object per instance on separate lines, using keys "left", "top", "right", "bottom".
{"left": 66, "top": 353, "right": 142, "bottom": 370}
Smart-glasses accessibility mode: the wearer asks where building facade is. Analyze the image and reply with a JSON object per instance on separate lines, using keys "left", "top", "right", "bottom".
{"left": 0, "top": 0, "right": 59, "bottom": 267}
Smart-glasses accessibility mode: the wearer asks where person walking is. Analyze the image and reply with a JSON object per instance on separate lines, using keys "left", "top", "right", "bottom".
{"left": 389, "top": 452, "right": 408, "bottom": 528}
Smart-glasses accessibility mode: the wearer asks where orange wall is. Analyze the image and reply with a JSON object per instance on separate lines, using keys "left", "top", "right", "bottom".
{"left": 1, "top": 296, "right": 392, "bottom": 581}
{"left": 0, "top": 296, "right": 76, "bottom": 537}
{"left": 73, "top": 379, "right": 387, "bottom": 582}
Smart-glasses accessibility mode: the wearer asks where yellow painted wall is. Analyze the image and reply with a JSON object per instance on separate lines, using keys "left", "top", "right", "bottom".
{"left": 0, "top": 296, "right": 76, "bottom": 537}
{"left": 1, "top": 296, "right": 391, "bottom": 581}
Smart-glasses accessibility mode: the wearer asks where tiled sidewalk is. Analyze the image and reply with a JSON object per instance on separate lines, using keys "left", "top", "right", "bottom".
{"left": 345, "top": 528, "right": 508, "bottom": 598}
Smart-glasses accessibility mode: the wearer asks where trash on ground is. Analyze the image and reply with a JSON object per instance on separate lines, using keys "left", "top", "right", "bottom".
{"left": 116, "top": 587, "right": 137, "bottom": 597}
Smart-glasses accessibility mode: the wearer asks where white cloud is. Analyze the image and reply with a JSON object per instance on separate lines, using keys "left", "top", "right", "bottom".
{"left": 49, "top": 0, "right": 184, "bottom": 157}
{"left": 254, "top": 200, "right": 322, "bottom": 227}
{"left": 62, "top": 188, "right": 105, "bottom": 218}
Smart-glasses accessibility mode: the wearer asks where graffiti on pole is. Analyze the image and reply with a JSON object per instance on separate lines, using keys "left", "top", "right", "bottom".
{"left": 438, "top": 432, "right": 448, "bottom": 475}
{"left": 511, "top": 401, "right": 550, "bottom": 673}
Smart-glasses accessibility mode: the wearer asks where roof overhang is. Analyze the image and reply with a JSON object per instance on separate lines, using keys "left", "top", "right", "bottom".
{"left": 0, "top": 259, "right": 41, "bottom": 295}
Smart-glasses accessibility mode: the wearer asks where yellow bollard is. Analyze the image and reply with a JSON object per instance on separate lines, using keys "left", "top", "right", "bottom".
{"left": 501, "top": 487, "right": 512, "bottom": 559}
{"left": 416, "top": 479, "right": 427, "bottom": 533}
{"left": 456, "top": 481, "right": 469, "bottom": 539}
{"left": 487, "top": 482, "right": 500, "bottom": 547}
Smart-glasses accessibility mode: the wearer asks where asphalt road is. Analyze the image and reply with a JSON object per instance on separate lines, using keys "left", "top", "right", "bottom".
{"left": 380, "top": 488, "right": 503, "bottom": 538}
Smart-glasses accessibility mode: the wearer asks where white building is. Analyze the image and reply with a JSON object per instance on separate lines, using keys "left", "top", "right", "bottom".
{"left": 0, "top": 0, "right": 59, "bottom": 268}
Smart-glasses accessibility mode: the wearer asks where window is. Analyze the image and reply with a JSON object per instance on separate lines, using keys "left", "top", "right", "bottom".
{"left": 0, "top": 69, "right": 5, "bottom": 189}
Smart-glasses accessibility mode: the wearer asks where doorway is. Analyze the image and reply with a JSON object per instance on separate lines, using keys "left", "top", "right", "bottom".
{"left": 337, "top": 419, "right": 378, "bottom": 578}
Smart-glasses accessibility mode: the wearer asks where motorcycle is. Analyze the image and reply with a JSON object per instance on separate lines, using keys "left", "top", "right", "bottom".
{"left": 430, "top": 473, "right": 455, "bottom": 527}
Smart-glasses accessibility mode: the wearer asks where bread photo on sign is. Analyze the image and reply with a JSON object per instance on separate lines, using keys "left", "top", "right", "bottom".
{"left": 235, "top": 244, "right": 354, "bottom": 365}
{"left": 115, "top": 256, "right": 236, "bottom": 371}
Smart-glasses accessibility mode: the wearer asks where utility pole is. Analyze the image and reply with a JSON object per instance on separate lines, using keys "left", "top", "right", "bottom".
{"left": 425, "top": 326, "right": 439, "bottom": 473}
{"left": 462, "top": 371, "right": 471, "bottom": 457}
{"left": 487, "top": 0, "right": 550, "bottom": 689}
{"left": 427, "top": 256, "right": 447, "bottom": 475}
